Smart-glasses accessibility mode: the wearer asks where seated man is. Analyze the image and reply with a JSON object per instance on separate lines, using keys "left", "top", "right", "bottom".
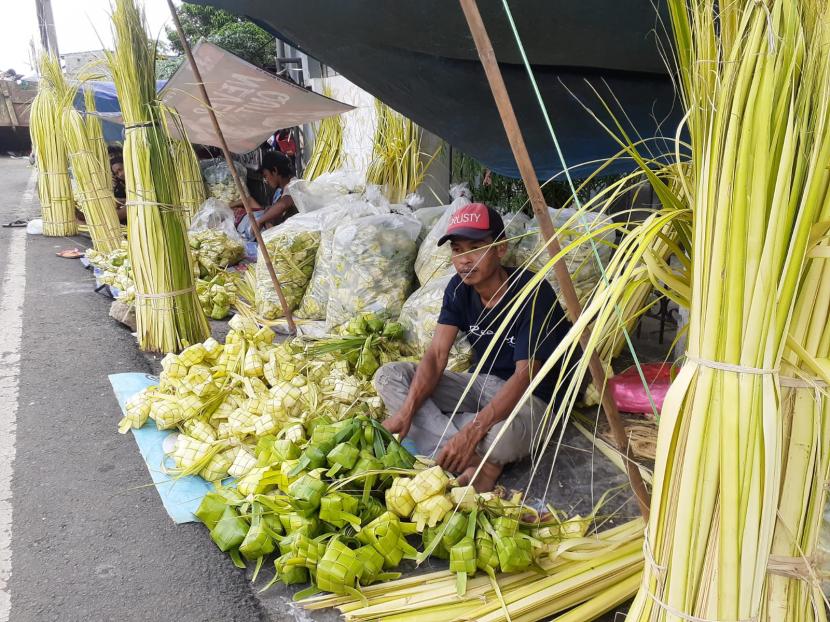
{"left": 375, "top": 203, "right": 570, "bottom": 492}
{"left": 234, "top": 151, "right": 298, "bottom": 241}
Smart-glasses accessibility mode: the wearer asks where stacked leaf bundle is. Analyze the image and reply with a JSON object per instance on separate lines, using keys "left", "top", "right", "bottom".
{"left": 118, "top": 314, "right": 405, "bottom": 483}
{"left": 190, "top": 229, "right": 245, "bottom": 278}
{"left": 30, "top": 54, "right": 78, "bottom": 237}
{"left": 64, "top": 88, "right": 123, "bottom": 252}
{"left": 105, "top": 0, "right": 208, "bottom": 352}
{"left": 366, "top": 101, "right": 438, "bottom": 204}
{"left": 506, "top": 1, "right": 830, "bottom": 620}
{"left": 618, "top": 3, "right": 830, "bottom": 621}
{"left": 165, "top": 111, "right": 206, "bottom": 219}
{"left": 304, "top": 86, "right": 344, "bottom": 180}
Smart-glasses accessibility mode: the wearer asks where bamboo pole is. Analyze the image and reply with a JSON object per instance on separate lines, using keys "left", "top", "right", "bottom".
{"left": 165, "top": 0, "right": 297, "bottom": 334}
{"left": 458, "top": 0, "right": 650, "bottom": 519}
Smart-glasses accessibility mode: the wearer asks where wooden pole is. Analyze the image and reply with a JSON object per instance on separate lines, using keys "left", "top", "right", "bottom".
{"left": 165, "top": 0, "right": 297, "bottom": 334}
{"left": 458, "top": 0, "right": 651, "bottom": 519}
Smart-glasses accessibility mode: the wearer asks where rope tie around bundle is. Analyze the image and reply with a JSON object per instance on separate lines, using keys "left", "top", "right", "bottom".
{"left": 685, "top": 354, "right": 778, "bottom": 376}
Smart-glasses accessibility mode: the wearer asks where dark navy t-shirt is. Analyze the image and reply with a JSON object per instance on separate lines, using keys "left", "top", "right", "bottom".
{"left": 437, "top": 268, "right": 571, "bottom": 402}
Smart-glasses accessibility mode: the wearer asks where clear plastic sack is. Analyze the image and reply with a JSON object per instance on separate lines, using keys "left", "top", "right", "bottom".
{"left": 515, "top": 207, "right": 614, "bottom": 305}
{"left": 411, "top": 205, "right": 451, "bottom": 245}
{"left": 399, "top": 274, "right": 472, "bottom": 372}
{"left": 188, "top": 199, "right": 246, "bottom": 276}
{"left": 325, "top": 213, "right": 421, "bottom": 331}
{"left": 201, "top": 159, "right": 247, "bottom": 204}
{"left": 255, "top": 211, "right": 325, "bottom": 319}
{"left": 296, "top": 197, "right": 390, "bottom": 320}
{"left": 502, "top": 212, "right": 531, "bottom": 267}
{"left": 286, "top": 169, "right": 365, "bottom": 213}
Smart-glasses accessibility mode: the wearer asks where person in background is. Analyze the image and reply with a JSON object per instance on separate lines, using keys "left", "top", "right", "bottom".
{"left": 78, "top": 152, "right": 128, "bottom": 225}
{"left": 235, "top": 151, "right": 298, "bottom": 242}
{"left": 109, "top": 155, "right": 128, "bottom": 223}
{"left": 374, "top": 203, "right": 571, "bottom": 492}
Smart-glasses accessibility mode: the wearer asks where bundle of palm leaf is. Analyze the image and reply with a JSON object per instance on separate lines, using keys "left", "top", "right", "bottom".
{"left": 63, "top": 89, "right": 123, "bottom": 252}
{"left": 30, "top": 54, "right": 78, "bottom": 237}
{"left": 105, "top": 0, "right": 208, "bottom": 352}
{"left": 304, "top": 86, "right": 344, "bottom": 180}
{"left": 366, "top": 101, "right": 439, "bottom": 203}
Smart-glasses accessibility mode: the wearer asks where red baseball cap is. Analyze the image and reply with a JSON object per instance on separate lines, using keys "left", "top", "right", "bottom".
{"left": 437, "top": 203, "right": 505, "bottom": 246}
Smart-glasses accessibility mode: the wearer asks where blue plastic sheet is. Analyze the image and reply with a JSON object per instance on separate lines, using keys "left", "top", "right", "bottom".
{"left": 109, "top": 372, "right": 213, "bottom": 524}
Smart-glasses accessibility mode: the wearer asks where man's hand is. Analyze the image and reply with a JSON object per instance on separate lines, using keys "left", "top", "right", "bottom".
{"left": 382, "top": 410, "right": 413, "bottom": 439}
{"left": 437, "top": 421, "right": 487, "bottom": 474}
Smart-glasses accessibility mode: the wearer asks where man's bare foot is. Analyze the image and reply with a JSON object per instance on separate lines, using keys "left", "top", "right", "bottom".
{"left": 457, "top": 461, "right": 503, "bottom": 493}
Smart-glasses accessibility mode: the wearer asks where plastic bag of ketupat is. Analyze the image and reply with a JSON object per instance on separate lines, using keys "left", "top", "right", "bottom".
{"left": 398, "top": 274, "right": 473, "bottom": 372}
{"left": 296, "top": 197, "right": 390, "bottom": 320}
{"left": 500, "top": 211, "right": 531, "bottom": 267}
{"left": 286, "top": 169, "right": 365, "bottom": 214}
{"left": 325, "top": 213, "right": 422, "bottom": 332}
{"left": 515, "top": 206, "right": 614, "bottom": 305}
{"left": 188, "top": 198, "right": 246, "bottom": 276}
{"left": 411, "top": 204, "right": 450, "bottom": 246}
{"left": 255, "top": 210, "right": 328, "bottom": 320}
{"left": 413, "top": 184, "right": 472, "bottom": 285}
{"left": 201, "top": 159, "right": 248, "bottom": 204}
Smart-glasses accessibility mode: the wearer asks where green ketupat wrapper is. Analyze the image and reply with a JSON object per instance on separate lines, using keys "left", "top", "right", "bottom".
{"left": 356, "top": 512, "right": 418, "bottom": 569}
{"left": 355, "top": 544, "right": 400, "bottom": 585}
{"left": 385, "top": 477, "right": 415, "bottom": 518}
{"left": 448, "top": 509, "right": 478, "bottom": 595}
{"left": 440, "top": 511, "right": 469, "bottom": 550}
{"left": 319, "top": 492, "right": 361, "bottom": 529}
{"left": 239, "top": 504, "right": 277, "bottom": 561}
{"left": 210, "top": 505, "right": 247, "bottom": 552}
{"left": 314, "top": 538, "right": 365, "bottom": 599}
{"left": 195, "top": 491, "right": 234, "bottom": 530}
{"left": 422, "top": 525, "right": 450, "bottom": 560}
{"left": 289, "top": 474, "right": 327, "bottom": 517}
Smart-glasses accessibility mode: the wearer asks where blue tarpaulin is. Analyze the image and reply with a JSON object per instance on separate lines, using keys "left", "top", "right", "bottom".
{"left": 74, "top": 81, "right": 167, "bottom": 143}
{"left": 108, "top": 372, "right": 213, "bottom": 524}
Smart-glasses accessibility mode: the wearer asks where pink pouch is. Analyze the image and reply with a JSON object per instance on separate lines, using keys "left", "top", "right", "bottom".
{"left": 608, "top": 363, "right": 674, "bottom": 416}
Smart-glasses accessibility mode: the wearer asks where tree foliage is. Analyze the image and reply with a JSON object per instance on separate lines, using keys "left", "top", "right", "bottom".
{"left": 165, "top": 4, "right": 275, "bottom": 69}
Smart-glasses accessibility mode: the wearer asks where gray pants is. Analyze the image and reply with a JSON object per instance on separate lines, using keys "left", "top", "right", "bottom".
{"left": 373, "top": 362, "right": 549, "bottom": 466}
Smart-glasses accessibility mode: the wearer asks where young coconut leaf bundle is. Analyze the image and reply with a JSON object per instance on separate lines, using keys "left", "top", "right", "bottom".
{"left": 30, "top": 54, "right": 78, "bottom": 237}
{"left": 163, "top": 109, "right": 206, "bottom": 219}
{"left": 304, "top": 86, "right": 344, "bottom": 180}
{"left": 761, "top": 129, "right": 830, "bottom": 621}
{"left": 442, "top": 2, "right": 830, "bottom": 620}
{"left": 621, "top": 2, "right": 830, "bottom": 620}
{"left": 63, "top": 92, "right": 123, "bottom": 252}
{"left": 82, "top": 88, "right": 111, "bottom": 174}
{"left": 366, "top": 101, "right": 440, "bottom": 204}
{"left": 105, "top": 0, "right": 208, "bottom": 352}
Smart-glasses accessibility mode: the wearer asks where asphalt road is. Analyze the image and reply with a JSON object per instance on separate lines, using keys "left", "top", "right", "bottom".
{"left": 0, "top": 156, "right": 638, "bottom": 621}
{"left": 0, "top": 157, "right": 265, "bottom": 622}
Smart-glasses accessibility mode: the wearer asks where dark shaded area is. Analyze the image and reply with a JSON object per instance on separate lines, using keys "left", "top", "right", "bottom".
{"left": 192, "top": 0, "right": 680, "bottom": 179}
